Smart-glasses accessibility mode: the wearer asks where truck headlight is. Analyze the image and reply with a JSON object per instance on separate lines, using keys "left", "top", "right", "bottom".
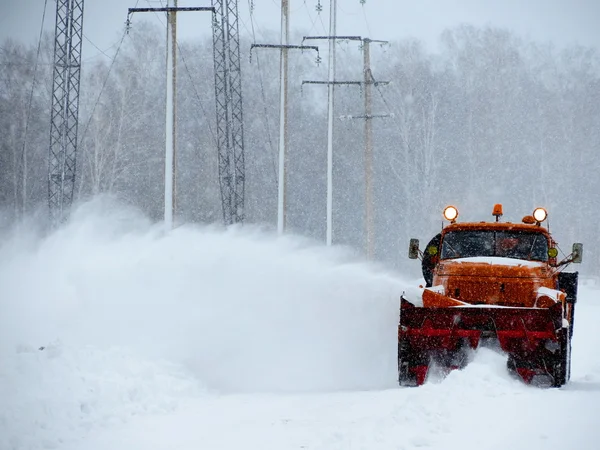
{"left": 443, "top": 205, "right": 459, "bottom": 222}
{"left": 533, "top": 207, "right": 547, "bottom": 223}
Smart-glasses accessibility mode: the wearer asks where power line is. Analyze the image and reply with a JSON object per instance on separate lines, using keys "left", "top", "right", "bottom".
{"left": 77, "top": 27, "right": 129, "bottom": 149}
{"left": 82, "top": 33, "right": 119, "bottom": 59}
{"left": 77, "top": 0, "right": 143, "bottom": 150}
{"left": 81, "top": 37, "right": 123, "bottom": 63}
{"left": 247, "top": 0, "right": 278, "bottom": 181}
{"left": 83, "top": 34, "right": 111, "bottom": 58}
{"left": 20, "top": 0, "right": 48, "bottom": 216}
{"left": 360, "top": 1, "right": 373, "bottom": 37}
{"left": 374, "top": 76, "right": 396, "bottom": 117}
{"left": 22, "top": 0, "right": 48, "bottom": 148}
{"left": 146, "top": 0, "right": 167, "bottom": 25}
{"left": 316, "top": 4, "right": 328, "bottom": 35}
{"left": 302, "top": 1, "right": 320, "bottom": 36}
{"left": 176, "top": 40, "right": 218, "bottom": 148}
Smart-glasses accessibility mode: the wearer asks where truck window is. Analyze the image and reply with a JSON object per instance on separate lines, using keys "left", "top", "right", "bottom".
{"left": 441, "top": 230, "right": 548, "bottom": 261}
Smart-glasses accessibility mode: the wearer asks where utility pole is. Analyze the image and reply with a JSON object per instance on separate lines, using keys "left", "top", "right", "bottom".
{"left": 355, "top": 38, "right": 390, "bottom": 259}
{"left": 278, "top": 0, "right": 289, "bottom": 235}
{"left": 364, "top": 38, "right": 373, "bottom": 258}
{"left": 48, "top": 0, "right": 84, "bottom": 226}
{"left": 326, "top": 0, "right": 337, "bottom": 247}
{"left": 165, "top": 0, "right": 177, "bottom": 230}
{"left": 250, "top": 1, "right": 318, "bottom": 234}
{"left": 127, "top": 3, "right": 214, "bottom": 230}
{"left": 303, "top": 36, "right": 389, "bottom": 257}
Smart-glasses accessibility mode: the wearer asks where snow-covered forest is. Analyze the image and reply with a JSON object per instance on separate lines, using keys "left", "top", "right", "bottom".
{"left": 1, "top": 22, "right": 599, "bottom": 273}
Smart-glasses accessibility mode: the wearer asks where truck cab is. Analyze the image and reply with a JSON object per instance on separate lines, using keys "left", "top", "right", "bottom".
{"left": 409, "top": 205, "right": 582, "bottom": 308}
{"left": 400, "top": 204, "right": 582, "bottom": 387}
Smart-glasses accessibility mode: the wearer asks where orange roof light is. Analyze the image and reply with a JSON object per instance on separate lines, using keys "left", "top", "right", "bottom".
{"left": 443, "top": 205, "right": 459, "bottom": 223}
{"left": 492, "top": 204, "right": 503, "bottom": 221}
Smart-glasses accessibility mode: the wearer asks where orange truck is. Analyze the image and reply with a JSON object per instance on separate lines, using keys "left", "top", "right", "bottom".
{"left": 399, "top": 204, "right": 583, "bottom": 387}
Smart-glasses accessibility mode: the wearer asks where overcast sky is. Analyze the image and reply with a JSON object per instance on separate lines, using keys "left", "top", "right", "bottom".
{"left": 1, "top": 0, "right": 599, "bottom": 63}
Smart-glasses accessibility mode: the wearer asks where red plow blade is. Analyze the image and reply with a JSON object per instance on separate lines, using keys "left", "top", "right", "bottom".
{"left": 398, "top": 298, "right": 567, "bottom": 386}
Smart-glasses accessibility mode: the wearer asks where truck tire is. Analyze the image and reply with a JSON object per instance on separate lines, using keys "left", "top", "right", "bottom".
{"left": 398, "top": 339, "right": 414, "bottom": 386}
{"left": 398, "top": 339, "right": 428, "bottom": 386}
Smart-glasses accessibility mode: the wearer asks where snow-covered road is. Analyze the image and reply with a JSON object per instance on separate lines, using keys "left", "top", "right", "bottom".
{"left": 62, "top": 331, "right": 600, "bottom": 450}
{"left": 1, "top": 201, "right": 599, "bottom": 450}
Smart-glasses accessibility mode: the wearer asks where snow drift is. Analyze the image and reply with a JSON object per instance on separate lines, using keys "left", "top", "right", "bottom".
{"left": 0, "top": 199, "right": 405, "bottom": 393}
{"left": 0, "top": 198, "right": 406, "bottom": 447}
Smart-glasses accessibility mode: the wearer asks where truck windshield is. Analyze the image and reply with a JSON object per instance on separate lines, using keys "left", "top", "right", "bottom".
{"left": 440, "top": 230, "right": 549, "bottom": 262}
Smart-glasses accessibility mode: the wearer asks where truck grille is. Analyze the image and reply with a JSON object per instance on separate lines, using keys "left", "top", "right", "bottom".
{"left": 446, "top": 279, "right": 537, "bottom": 307}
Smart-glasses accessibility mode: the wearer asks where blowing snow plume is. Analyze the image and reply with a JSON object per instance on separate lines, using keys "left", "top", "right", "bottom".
{"left": 0, "top": 198, "right": 406, "bottom": 394}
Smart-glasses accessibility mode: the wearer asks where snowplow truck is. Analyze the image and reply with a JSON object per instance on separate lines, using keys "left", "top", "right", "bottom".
{"left": 399, "top": 204, "right": 583, "bottom": 387}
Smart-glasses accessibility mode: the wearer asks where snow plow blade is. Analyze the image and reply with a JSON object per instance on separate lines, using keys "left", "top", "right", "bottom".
{"left": 398, "top": 297, "right": 568, "bottom": 387}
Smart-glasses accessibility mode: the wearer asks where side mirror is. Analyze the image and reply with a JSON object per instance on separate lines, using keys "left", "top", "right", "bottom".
{"left": 572, "top": 243, "right": 583, "bottom": 263}
{"left": 408, "top": 238, "right": 420, "bottom": 259}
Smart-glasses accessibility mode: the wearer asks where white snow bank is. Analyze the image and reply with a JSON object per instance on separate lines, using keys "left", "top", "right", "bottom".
{"left": 570, "top": 283, "right": 600, "bottom": 384}
{"left": 0, "top": 342, "right": 204, "bottom": 450}
{"left": 58, "top": 337, "right": 600, "bottom": 450}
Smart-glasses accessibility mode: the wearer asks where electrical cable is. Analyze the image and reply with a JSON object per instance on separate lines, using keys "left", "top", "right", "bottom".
{"left": 77, "top": 35, "right": 128, "bottom": 148}
{"left": 133, "top": 0, "right": 220, "bottom": 162}
{"left": 302, "top": 0, "right": 320, "bottom": 36}
{"left": 147, "top": 0, "right": 167, "bottom": 26}
{"left": 360, "top": 1, "right": 373, "bottom": 37}
{"left": 374, "top": 79, "right": 395, "bottom": 117}
{"left": 316, "top": 8, "right": 329, "bottom": 35}
{"left": 247, "top": 0, "right": 278, "bottom": 181}
{"left": 20, "top": 0, "right": 49, "bottom": 204}
{"left": 82, "top": 33, "right": 122, "bottom": 60}
{"left": 176, "top": 40, "right": 218, "bottom": 148}
{"left": 77, "top": 0, "right": 145, "bottom": 149}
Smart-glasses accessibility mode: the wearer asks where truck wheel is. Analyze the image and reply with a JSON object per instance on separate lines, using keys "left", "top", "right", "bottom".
{"left": 398, "top": 358, "right": 414, "bottom": 386}
{"left": 398, "top": 340, "right": 427, "bottom": 386}
{"left": 398, "top": 340, "right": 414, "bottom": 386}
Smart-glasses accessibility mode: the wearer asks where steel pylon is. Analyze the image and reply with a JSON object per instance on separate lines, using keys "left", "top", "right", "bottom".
{"left": 48, "top": 0, "right": 84, "bottom": 225}
{"left": 211, "top": 0, "right": 245, "bottom": 225}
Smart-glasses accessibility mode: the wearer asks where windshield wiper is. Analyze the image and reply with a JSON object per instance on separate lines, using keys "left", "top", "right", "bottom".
{"left": 528, "top": 234, "right": 540, "bottom": 260}
{"left": 444, "top": 241, "right": 461, "bottom": 258}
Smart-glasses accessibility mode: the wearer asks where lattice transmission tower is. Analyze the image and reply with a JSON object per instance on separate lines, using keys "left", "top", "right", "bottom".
{"left": 211, "top": 0, "right": 246, "bottom": 224}
{"left": 48, "top": 0, "right": 84, "bottom": 225}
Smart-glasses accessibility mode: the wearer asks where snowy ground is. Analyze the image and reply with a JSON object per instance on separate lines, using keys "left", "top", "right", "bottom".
{"left": 1, "top": 199, "right": 599, "bottom": 450}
